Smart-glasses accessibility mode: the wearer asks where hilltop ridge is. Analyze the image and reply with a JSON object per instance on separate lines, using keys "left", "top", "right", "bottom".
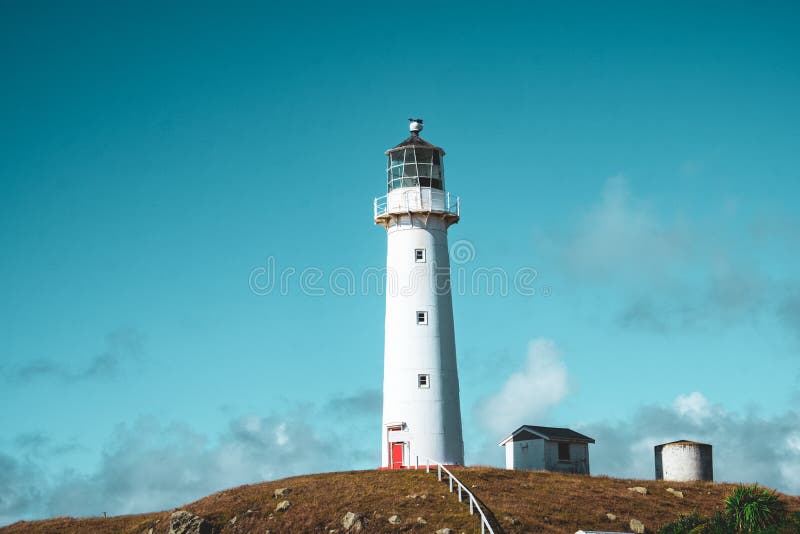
{"left": 3, "top": 467, "right": 799, "bottom": 533}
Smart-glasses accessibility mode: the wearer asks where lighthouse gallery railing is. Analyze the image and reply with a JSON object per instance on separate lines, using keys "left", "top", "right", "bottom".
{"left": 423, "top": 458, "right": 496, "bottom": 534}
{"left": 374, "top": 190, "right": 460, "bottom": 219}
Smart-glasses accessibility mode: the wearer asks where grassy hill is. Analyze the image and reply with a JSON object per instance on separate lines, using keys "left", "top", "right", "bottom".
{"left": 2, "top": 467, "right": 799, "bottom": 533}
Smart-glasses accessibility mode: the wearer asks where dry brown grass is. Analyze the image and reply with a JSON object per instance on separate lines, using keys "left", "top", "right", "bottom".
{"left": 2, "top": 467, "right": 798, "bottom": 534}
{"left": 452, "top": 466, "right": 800, "bottom": 533}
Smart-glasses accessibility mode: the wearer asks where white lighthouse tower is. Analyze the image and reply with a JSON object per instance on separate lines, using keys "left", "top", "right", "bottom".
{"left": 374, "top": 119, "right": 464, "bottom": 468}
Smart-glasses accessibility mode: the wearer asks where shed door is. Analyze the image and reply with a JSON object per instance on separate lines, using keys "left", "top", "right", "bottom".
{"left": 391, "top": 442, "right": 404, "bottom": 469}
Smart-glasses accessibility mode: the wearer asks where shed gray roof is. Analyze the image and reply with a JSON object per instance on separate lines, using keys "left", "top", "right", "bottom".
{"left": 499, "top": 425, "right": 595, "bottom": 446}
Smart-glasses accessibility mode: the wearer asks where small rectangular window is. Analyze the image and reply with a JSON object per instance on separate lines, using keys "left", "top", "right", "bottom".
{"left": 416, "top": 311, "right": 428, "bottom": 325}
{"left": 558, "top": 442, "right": 570, "bottom": 462}
{"left": 418, "top": 374, "right": 430, "bottom": 388}
{"left": 415, "top": 248, "right": 426, "bottom": 263}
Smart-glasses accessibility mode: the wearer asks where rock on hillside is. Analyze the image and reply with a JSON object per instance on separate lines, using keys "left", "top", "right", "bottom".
{"left": 169, "top": 511, "right": 213, "bottom": 534}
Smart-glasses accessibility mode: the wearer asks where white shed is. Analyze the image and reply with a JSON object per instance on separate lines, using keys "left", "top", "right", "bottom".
{"left": 499, "top": 425, "right": 595, "bottom": 474}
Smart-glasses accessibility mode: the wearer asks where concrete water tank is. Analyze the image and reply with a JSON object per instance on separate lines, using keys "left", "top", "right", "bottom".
{"left": 655, "top": 440, "right": 713, "bottom": 481}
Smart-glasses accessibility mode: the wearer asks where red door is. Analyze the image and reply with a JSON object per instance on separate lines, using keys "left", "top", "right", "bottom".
{"left": 391, "top": 442, "right": 404, "bottom": 469}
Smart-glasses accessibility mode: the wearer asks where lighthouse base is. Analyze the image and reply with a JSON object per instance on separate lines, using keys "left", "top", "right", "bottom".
{"left": 377, "top": 463, "right": 461, "bottom": 471}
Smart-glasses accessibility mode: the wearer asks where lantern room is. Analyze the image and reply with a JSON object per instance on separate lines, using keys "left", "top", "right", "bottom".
{"left": 386, "top": 119, "right": 445, "bottom": 192}
{"left": 374, "top": 118, "right": 459, "bottom": 226}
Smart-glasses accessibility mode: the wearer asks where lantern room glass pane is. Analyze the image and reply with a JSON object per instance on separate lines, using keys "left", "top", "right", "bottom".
{"left": 390, "top": 152, "right": 404, "bottom": 166}
{"left": 403, "top": 148, "right": 416, "bottom": 164}
{"left": 422, "top": 163, "right": 435, "bottom": 178}
{"left": 415, "top": 149, "right": 433, "bottom": 164}
{"left": 403, "top": 163, "right": 417, "bottom": 177}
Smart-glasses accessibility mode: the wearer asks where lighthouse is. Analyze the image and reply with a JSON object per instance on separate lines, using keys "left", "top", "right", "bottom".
{"left": 374, "top": 119, "right": 465, "bottom": 468}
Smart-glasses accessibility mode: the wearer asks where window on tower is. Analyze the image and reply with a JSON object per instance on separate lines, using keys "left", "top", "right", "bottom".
{"left": 416, "top": 311, "right": 428, "bottom": 325}
{"left": 418, "top": 374, "right": 430, "bottom": 388}
{"left": 415, "top": 248, "right": 426, "bottom": 263}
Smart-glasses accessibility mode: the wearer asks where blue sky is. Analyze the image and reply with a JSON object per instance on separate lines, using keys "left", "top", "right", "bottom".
{"left": 1, "top": 0, "right": 799, "bottom": 524}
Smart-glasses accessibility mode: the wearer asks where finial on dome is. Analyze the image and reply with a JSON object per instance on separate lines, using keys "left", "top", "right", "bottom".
{"left": 408, "top": 118, "right": 423, "bottom": 135}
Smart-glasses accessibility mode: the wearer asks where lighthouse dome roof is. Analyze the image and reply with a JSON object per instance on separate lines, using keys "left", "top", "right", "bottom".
{"left": 386, "top": 119, "right": 446, "bottom": 155}
{"left": 386, "top": 134, "right": 445, "bottom": 155}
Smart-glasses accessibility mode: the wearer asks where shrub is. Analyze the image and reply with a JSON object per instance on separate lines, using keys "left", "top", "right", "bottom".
{"left": 725, "top": 485, "right": 787, "bottom": 533}
{"left": 688, "top": 512, "right": 733, "bottom": 534}
{"left": 658, "top": 512, "right": 706, "bottom": 534}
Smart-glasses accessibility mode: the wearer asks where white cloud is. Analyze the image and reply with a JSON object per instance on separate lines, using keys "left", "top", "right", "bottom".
{"left": 274, "top": 423, "right": 289, "bottom": 446}
{"left": 554, "top": 176, "right": 800, "bottom": 334}
{"left": 780, "top": 433, "right": 800, "bottom": 485}
{"left": 787, "top": 433, "right": 800, "bottom": 453}
{"left": 0, "top": 391, "right": 383, "bottom": 526}
{"left": 672, "top": 391, "right": 716, "bottom": 424}
{"left": 476, "top": 338, "right": 569, "bottom": 436}
{"left": 0, "top": 454, "right": 45, "bottom": 526}
{"left": 581, "top": 393, "right": 800, "bottom": 495}
{"left": 564, "top": 175, "right": 691, "bottom": 281}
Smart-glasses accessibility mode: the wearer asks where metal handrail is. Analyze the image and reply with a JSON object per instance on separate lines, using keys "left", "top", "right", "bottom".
{"left": 374, "top": 196, "right": 388, "bottom": 218}
{"left": 373, "top": 190, "right": 460, "bottom": 219}
{"left": 423, "top": 458, "right": 496, "bottom": 534}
